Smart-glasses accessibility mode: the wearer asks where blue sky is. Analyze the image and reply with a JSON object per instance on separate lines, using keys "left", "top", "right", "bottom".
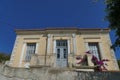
{"left": 0, "top": 0, "right": 120, "bottom": 59}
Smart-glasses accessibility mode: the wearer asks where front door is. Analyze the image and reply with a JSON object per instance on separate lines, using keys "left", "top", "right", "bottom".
{"left": 56, "top": 40, "right": 68, "bottom": 67}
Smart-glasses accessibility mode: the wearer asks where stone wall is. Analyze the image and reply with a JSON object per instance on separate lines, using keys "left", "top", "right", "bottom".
{"left": 0, "top": 65, "right": 120, "bottom": 80}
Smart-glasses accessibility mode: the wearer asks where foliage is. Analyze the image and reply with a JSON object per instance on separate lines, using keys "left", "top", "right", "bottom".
{"left": 105, "top": 0, "right": 120, "bottom": 48}
{"left": 0, "top": 52, "right": 10, "bottom": 63}
{"left": 76, "top": 51, "right": 109, "bottom": 71}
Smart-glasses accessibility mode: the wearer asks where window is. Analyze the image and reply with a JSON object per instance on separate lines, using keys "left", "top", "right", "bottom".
{"left": 64, "top": 48, "right": 67, "bottom": 58}
{"left": 57, "top": 49, "right": 60, "bottom": 59}
{"left": 56, "top": 40, "right": 67, "bottom": 47}
{"left": 25, "top": 43, "right": 36, "bottom": 62}
{"left": 88, "top": 43, "right": 101, "bottom": 61}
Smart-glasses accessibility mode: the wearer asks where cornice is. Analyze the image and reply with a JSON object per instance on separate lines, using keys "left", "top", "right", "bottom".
{"left": 15, "top": 28, "right": 110, "bottom": 35}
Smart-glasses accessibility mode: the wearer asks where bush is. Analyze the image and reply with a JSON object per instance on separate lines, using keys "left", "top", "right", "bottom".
{"left": 0, "top": 52, "right": 10, "bottom": 63}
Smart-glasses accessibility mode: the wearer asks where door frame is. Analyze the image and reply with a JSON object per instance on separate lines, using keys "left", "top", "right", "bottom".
{"left": 55, "top": 40, "right": 68, "bottom": 67}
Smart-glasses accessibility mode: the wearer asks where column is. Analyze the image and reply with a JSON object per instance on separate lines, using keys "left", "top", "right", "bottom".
{"left": 67, "top": 39, "right": 70, "bottom": 54}
{"left": 72, "top": 33, "right": 76, "bottom": 54}
{"left": 47, "top": 34, "right": 51, "bottom": 54}
{"left": 111, "top": 49, "right": 119, "bottom": 70}
{"left": 9, "top": 36, "right": 20, "bottom": 66}
{"left": 85, "top": 42, "right": 89, "bottom": 51}
{"left": 99, "top": 42, "right": 104, "bottom": 59}
{"left": 35, "top": 42, "right": 39, "bottom": 54}
{"left": 53, "top": 39, "right": 56, "bottom": 53}
{"left": 107, "top": 34, "right": 119, "bottom": 70}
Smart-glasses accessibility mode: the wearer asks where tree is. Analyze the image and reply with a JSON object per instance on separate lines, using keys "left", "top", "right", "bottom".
{"left": 0, "top": 52, "right": 10, "bottom": 63}
{"left": 106, "top": 0, "right": 120, "bottom": 48}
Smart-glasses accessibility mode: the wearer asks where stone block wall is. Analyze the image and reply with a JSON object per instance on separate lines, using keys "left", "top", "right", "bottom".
{"left": 0, "top": 65, "right": 120, "bottom": 80}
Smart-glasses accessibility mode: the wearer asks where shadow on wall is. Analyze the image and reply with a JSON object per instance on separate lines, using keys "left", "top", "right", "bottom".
{"left": 117, "top": 60, "right": 120, "bottom": 69}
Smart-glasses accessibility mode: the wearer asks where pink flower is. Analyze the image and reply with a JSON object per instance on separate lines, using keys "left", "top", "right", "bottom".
{"left": 102, "top": 59, "right": 109, "bottom": 61}
{"left": 97, "top": 61, "right": 104, "bottom": 65}
{"left": 85, "top": 51, "right": 91, "bottom": 54}
{"left": 92, "top": 55, "right": 98, "bottom": 62}
{"left": 76, "top": 56, "right": 81, "bottom": 60}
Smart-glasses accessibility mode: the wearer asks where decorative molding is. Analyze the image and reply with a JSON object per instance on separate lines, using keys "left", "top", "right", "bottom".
{"left": 24, "top": 38, "right": 40, "bottom": 40}
{"left": 53, "top": 40, "right": 56, "bottom": 53}
{"left": 67, "top": 39, "right": 70, "bottom": 54}
{"left": 19, "top": 43, "right": 26, "bottom": 67}
{"left": 35, "top": 43, "right": 39, "bottom": 54}
{"left": 47, "top": 34, "right": 51, "bottom": 54}
{"left": 72, "top": 33, "right": 76, "bottom": 54}
{"left": 52, "top": 34, "right": 72, "bottom": 37}
{"left": 111, "top": 49, "right": 119, "bottom": 70}
{"left": 107, "top": 34, "right": 119, "bottom": 70}
{"left": 10, "top": 36, "right": 19, "bottom": 65}
{"left": 83, "top": 37, "right": 100, "bottom": 39}
{"left": 85, "top": 42, "right": 89, "bottom": 51}
{"left": 72, "top": 33, "right": 75, "bottom": 38}
{"left": 99, "top": 42, "right": 104, "bottom": 59}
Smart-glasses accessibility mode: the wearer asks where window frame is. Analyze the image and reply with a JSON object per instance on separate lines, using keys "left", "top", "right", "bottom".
{"left": 25, "top": 43, "right": 36, "bottom": 62}
{"left": 88, "top": 42, "right": 101, "bottom": 61}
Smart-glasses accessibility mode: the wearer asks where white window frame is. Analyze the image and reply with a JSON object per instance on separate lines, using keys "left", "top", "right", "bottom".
{"left": 53, "top": 39, "right": 70, "bottom": 54}
{"left": 88, "top": 42, "right": 101, "bottom": 61}
{"left": 25, "top": 43, "right": 36, "bottom": 62}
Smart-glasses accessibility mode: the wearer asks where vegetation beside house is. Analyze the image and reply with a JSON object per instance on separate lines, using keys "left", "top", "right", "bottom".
{"left": 106, "top": 0, "right": 120, "bottom": 48}
{"left": 0, "top": 52, "right": 10, "bottom": 63}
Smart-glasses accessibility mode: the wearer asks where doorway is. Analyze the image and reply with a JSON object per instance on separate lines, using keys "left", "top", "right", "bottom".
{"left": 56, "top": 40, "right": 68, "bottom": 67}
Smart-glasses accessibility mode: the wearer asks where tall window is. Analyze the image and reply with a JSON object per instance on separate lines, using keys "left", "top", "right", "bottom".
{"left": 88, "top": 43, "right": 101, "bottom": 61}
{"left": 25, "top": 43, "right": 36, "bottom": 62}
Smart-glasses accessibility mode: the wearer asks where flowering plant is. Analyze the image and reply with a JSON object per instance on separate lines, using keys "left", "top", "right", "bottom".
{"left": 76, "top": 51, "right": 109, "bottom": 71}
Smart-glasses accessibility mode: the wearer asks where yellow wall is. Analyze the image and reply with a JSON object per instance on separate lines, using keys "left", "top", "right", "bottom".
{"left": 9, "top": 30, "right": 119, "bottom": 70}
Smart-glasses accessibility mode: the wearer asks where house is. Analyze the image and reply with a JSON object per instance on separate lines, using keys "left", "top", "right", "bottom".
{"left": 9, "top": 28, "right": 119, "bottom": 71}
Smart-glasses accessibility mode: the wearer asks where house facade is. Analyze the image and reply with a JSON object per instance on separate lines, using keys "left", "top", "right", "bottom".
{"left": 9, "top": 28, "right": 119, "bottom": 70}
